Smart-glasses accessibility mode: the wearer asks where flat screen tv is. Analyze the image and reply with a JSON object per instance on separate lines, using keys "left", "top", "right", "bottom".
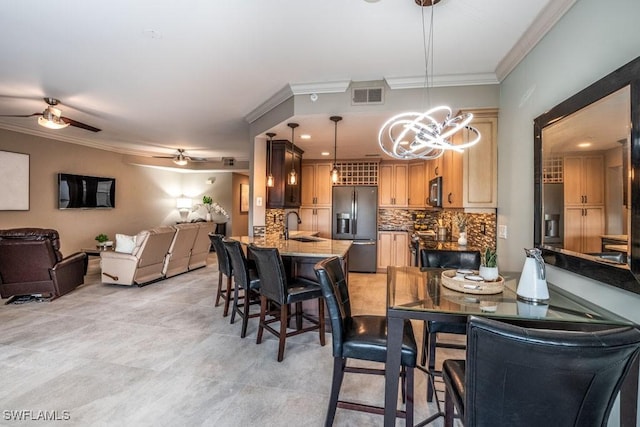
{"left": 58, "top": 173, "right": 116, "bottom": 209}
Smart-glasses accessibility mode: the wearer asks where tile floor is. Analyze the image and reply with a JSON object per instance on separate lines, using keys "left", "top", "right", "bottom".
{"left": 0, "top": 255, "right": 462, "bottom": 426}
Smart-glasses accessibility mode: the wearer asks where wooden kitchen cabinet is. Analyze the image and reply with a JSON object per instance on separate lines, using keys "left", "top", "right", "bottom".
{"left": 463, "top": 111, "right": 498, "bottom": 208}
{"left": 564, "top": 206, "right": 604, "bottom": 253}
{"left": 563, "top": 153, "right": 604, "bottom": 253}
{"left": 377, "top": 231, "right": 409, "bottom": 271}
{"left": 301, "top": 161, "right": 333, "bottom": 206}
{"left": 299, "top": 207, "right": 332, "bottom": 238}
{"left": 564, "top": 155, "right": 604, "bottom": 206}
{"left": 408, "top": 161, "right": 427, "bottom": 208}
{"left": 379, "top": 163, "right": 408, "bottom": 207}
{"left": 267, "top": 140, "right": 303, "bottom": 209}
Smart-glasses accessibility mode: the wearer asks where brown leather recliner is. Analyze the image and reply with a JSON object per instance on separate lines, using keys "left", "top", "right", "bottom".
{"left": 0, "top": 228, "right": 86, "bottom": 300}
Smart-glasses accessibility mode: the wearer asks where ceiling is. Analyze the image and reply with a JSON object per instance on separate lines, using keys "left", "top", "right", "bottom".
{"left": 0, "top": 0, "right": 575, "bottom": 167}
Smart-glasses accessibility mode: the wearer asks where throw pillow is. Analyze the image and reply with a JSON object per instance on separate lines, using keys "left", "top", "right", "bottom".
{"left": 115, "top": 234, "right": 136, "bottom": 254}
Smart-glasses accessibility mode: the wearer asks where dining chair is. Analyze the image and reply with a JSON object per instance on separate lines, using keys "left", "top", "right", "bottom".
{"left": 443, "top": 316, "right": 640, "bottom": 427}
{"left": 223, "top": 239, "right": 261, "bottom": 338}
{"left": 209, "top": 233, "right": 233, "bottom": 316}
{"left": 314, "top": 256, "right": 417, "bottom": 426}
{"left": 248, "top": 245, "right": 325, "bottom": 362}
{"left": 420, "top": 249, "right": 481, "bottom": 402}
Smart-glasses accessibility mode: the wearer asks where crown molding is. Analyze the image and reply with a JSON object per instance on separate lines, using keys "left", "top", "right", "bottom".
{"left": 385, "top": 73, "right": 499, "bottom": 90}
{"left": 495, "top": 0, "right": 577, "bottom": 81}
{"left": 289, "top": 80, "right": 351, "bottom": 95}
{"left": 244, "top": 85, "right": 294, "bottom": 124}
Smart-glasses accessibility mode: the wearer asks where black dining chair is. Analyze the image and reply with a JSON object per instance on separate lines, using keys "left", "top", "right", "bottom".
{"left": 248, "top": 245, "right": 325, "bottom": 362}
{"left": 209, "top": 233, "right": 233, "bottom": 317}
{"left": 314, "top": 256, "right": 417, "bottom": 426}
{"left": 223, "top": 239, "right": 261, "bottom": 338}
{"left": 443, "top": 316, "right": 640, "bottom": 427}
{"left": 420, "top": 249, "right": 481, "bottom": 402}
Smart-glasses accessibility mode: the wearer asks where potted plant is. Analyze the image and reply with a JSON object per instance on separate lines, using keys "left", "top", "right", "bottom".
{"left": 454, "top": 212, "right": 467, "bottom": 246}
{"left": 197, "top": 195, "right": 229, "bottom": 222}
{"left": 95, "top": 233, "right": 112, "bottom": 249}
{"left": 479, "top": 247, "right": 499, "bottom": 281}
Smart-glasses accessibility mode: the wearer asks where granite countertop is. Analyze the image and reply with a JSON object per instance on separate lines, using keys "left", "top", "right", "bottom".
{"left": 229, "top": 232, "right": 352, "bottom": 258}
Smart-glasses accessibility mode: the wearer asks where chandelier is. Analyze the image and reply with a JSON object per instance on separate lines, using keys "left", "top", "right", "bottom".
{"left": 378, "top": 0, "right": 480, "bottom": 160}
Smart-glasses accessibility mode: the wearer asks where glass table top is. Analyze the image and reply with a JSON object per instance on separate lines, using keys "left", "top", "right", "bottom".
{"left": 387, "top": 266, "right": 632, "bottom": 326}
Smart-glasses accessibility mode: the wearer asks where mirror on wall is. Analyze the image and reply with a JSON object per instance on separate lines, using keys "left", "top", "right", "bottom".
{"left": 534, "top": 56, "right": 640, "bottom": 294}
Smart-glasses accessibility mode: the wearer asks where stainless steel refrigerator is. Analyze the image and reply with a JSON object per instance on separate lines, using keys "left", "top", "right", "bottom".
{"left": 332, "top": 185, "right": 378, "bottom": 273}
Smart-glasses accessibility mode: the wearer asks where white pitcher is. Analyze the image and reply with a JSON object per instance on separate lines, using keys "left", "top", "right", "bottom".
{"left": 517, "top": 248, "right": 549, "bottom": 302}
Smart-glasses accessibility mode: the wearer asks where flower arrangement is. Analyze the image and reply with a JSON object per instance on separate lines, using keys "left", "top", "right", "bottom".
{"left": 195, "top": 195, "right": 229, "bottom": 219}
{"left": 454, "top": 212, "right": 467, "bottom": 232}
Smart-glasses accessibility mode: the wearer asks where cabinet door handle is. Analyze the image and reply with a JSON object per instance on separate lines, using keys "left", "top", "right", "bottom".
{"left": 448, "top": 193, "right": 453, "bottom": 204}
{"left": 435, "top": 166, "right": 439, "bottom": 176}
{"left": 584, "top": 195, "right": 587, "bottom": 204}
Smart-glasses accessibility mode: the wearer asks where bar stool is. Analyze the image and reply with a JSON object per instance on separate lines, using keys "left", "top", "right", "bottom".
{"left": 248, "top": 245, "right": 325, "bottom": 362}
{"left": 209, "top": 233, "right": 233, "bottom": 316}
{"left": 420, "top": 249, "right": 481, "bottom": 402}
{"left": 223, "top": 239, "right": 261, "bottom": 338}
{"left": 314, "top": 256, "right": 417, "bottom": 426}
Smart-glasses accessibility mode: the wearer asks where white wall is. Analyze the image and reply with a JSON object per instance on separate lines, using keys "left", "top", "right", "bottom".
{"left": 499, "top": 3, "right": 640, "bottom": 423}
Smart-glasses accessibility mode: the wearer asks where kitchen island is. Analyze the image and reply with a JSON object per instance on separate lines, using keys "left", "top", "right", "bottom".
{"left": 229, "top": 232, "right": 352, "bottom": 282}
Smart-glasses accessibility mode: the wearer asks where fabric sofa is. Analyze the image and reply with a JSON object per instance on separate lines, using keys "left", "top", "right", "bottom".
{"left": 101, "top": 222, "right": 214, "bottom": 286}
{"left": 0, "top": 228, "right": 86, "bottom": 300}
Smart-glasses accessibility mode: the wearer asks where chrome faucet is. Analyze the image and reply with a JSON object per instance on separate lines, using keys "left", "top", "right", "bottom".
{"left": 283, "top": 211, "right": 302, "bottom": 240}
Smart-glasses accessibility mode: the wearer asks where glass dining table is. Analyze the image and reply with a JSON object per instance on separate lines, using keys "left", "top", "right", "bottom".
{"left": 383, "top": 266, "right": 639, "bottom": 427}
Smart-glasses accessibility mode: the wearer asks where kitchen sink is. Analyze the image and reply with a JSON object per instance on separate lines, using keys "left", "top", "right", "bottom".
{"left": 288, "top": 236, "right": 322, "bottom": 242}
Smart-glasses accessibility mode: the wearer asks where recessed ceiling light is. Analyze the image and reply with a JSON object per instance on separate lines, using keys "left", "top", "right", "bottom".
{"left": 321, "top": 151, "right": 330, "bottom": 156}
{"left": 300, "top": 134, "right": 311, "bottom": 140}
{"left": 577, "top": 142, "right": 592, "bottom": 148}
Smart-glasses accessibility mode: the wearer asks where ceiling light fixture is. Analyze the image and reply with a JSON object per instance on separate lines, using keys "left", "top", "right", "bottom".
{"left": 266, "top": 132, "right": 276, "bottom": 188}
{"left": 287, "top": 123, "right": 299, "bottom": 185}
{"left": 378, "top": 0, "right": 480, "bottom": 160}
{"left": 330, "top": 116, "right": 342, "bottom": 184}
{"left": 173, "top": 152, "right": 188, "bottom": 166}
{"left": 37, "top": 106, "right": 70, "bottom": 130}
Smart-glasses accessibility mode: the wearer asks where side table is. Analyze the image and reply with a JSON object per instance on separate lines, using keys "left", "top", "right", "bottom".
{"left": 81, "top": 247, "right": 113, "bottom": 274}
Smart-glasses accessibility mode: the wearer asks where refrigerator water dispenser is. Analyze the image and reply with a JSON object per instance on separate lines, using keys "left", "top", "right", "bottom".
{"left": 336, "top": 213, "right": 351, "bottom": 234}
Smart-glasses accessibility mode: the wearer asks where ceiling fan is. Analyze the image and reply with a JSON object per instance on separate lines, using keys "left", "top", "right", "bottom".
{"left": 154, "top": 149, "right": 208, "bottom": 166}
{"left": 0, "top": 97, "right": 101, "bottom": 132}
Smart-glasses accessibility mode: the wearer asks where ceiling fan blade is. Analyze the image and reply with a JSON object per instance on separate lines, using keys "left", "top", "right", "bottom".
{"left": 152, "top": 155, "right": 176, "bottom": 159}
{"left": 60, "top": 116, "right": 101, "bottom": 133}
{"left": 187, "top": 157, "right": 208, "bottom": 162}
{"left": 0, "top": 112, "right": 41, "bottom": 118}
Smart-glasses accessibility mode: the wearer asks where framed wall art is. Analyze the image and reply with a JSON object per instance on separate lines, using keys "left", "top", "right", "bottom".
{"left": 240, "top": 184, "right": 249, "bottom": 213}
{"left": 0, "top": 150, "right": 29, "bottom": 210}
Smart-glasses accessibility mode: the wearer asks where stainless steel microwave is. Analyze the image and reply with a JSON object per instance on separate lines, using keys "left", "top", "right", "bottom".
{"left": 428, "top": 176, "right": 443, "bottom": 207}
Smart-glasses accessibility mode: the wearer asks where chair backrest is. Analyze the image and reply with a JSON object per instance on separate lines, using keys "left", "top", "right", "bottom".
{"left": 223, "top": 239, "right": 251, "bottom": 291}
{"left": 314, "top": 256, "right": 350, "bottom": 358}
{"left": 247, "top": 245, "right": 287, "bottom": 304}
{"left": 464, "top": 316, "right": 640, "bottom": 427}
{"left": 0, "top": 228, "right": 63, "bottom": 262}
{"left": 209, "top": 233, "right": 232, "bottom": 276}
{"left": 420, "top": 249, "right": 480, "bottom": 269}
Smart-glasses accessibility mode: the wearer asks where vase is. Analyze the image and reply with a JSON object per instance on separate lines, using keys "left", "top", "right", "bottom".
{"left": 205, "top": 213, "right": 212, "bottom": 222}
{"left": 457, "top": 231, "right": 467, "bottom": 246}
{"left": 479, "top": 266, "right": 499, "bottom": 281}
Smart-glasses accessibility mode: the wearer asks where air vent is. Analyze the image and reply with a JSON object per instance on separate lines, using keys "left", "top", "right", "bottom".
{"left": 222, "top": 157, "right": 235, "bottom": 166}
{"left": 352, "top": 87, "right": 384, "bottom": 105}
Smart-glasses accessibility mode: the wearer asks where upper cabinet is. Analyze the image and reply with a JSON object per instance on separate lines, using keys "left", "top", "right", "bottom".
{"left": 408, "top": 162, "right": 427, "bottom": 208}
{"left": 563, "top": 155, "right": 604, "bottom": 206}
{"left": 379, "top": 163, "right": 408, "bottom": 207}
{"left": 462, "top": 109, "right": 498, "bottom": 208}
{"left": 267, "top": 140, "right": 303, "bottom": 209}
{"left": 301, "top": 161, "right": 333, "bottom": 207}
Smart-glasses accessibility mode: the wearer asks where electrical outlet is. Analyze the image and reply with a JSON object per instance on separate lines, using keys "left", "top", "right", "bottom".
{"left": 498, "top": 225, "right": 508, "bottom": 239}
{"left": 480, "top": 222, "right": 486, "bottom": 235}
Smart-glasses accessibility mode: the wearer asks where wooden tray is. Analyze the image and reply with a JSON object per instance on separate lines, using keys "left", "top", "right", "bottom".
{"left": 441, "top": 269, "right": 504, "bottom": 295}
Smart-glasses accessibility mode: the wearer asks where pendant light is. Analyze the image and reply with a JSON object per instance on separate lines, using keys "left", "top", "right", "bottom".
{"left": 266, "top": 132, "right": 276, "bottom": 188}
{"left": 330, "top": 116, "right": 342, "bottom": 184}
{"left": 378, "top": 0, "right": 480, "bottom": 160}
{"left": 287, "top": 122, "right": 299, "bottom": 185}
